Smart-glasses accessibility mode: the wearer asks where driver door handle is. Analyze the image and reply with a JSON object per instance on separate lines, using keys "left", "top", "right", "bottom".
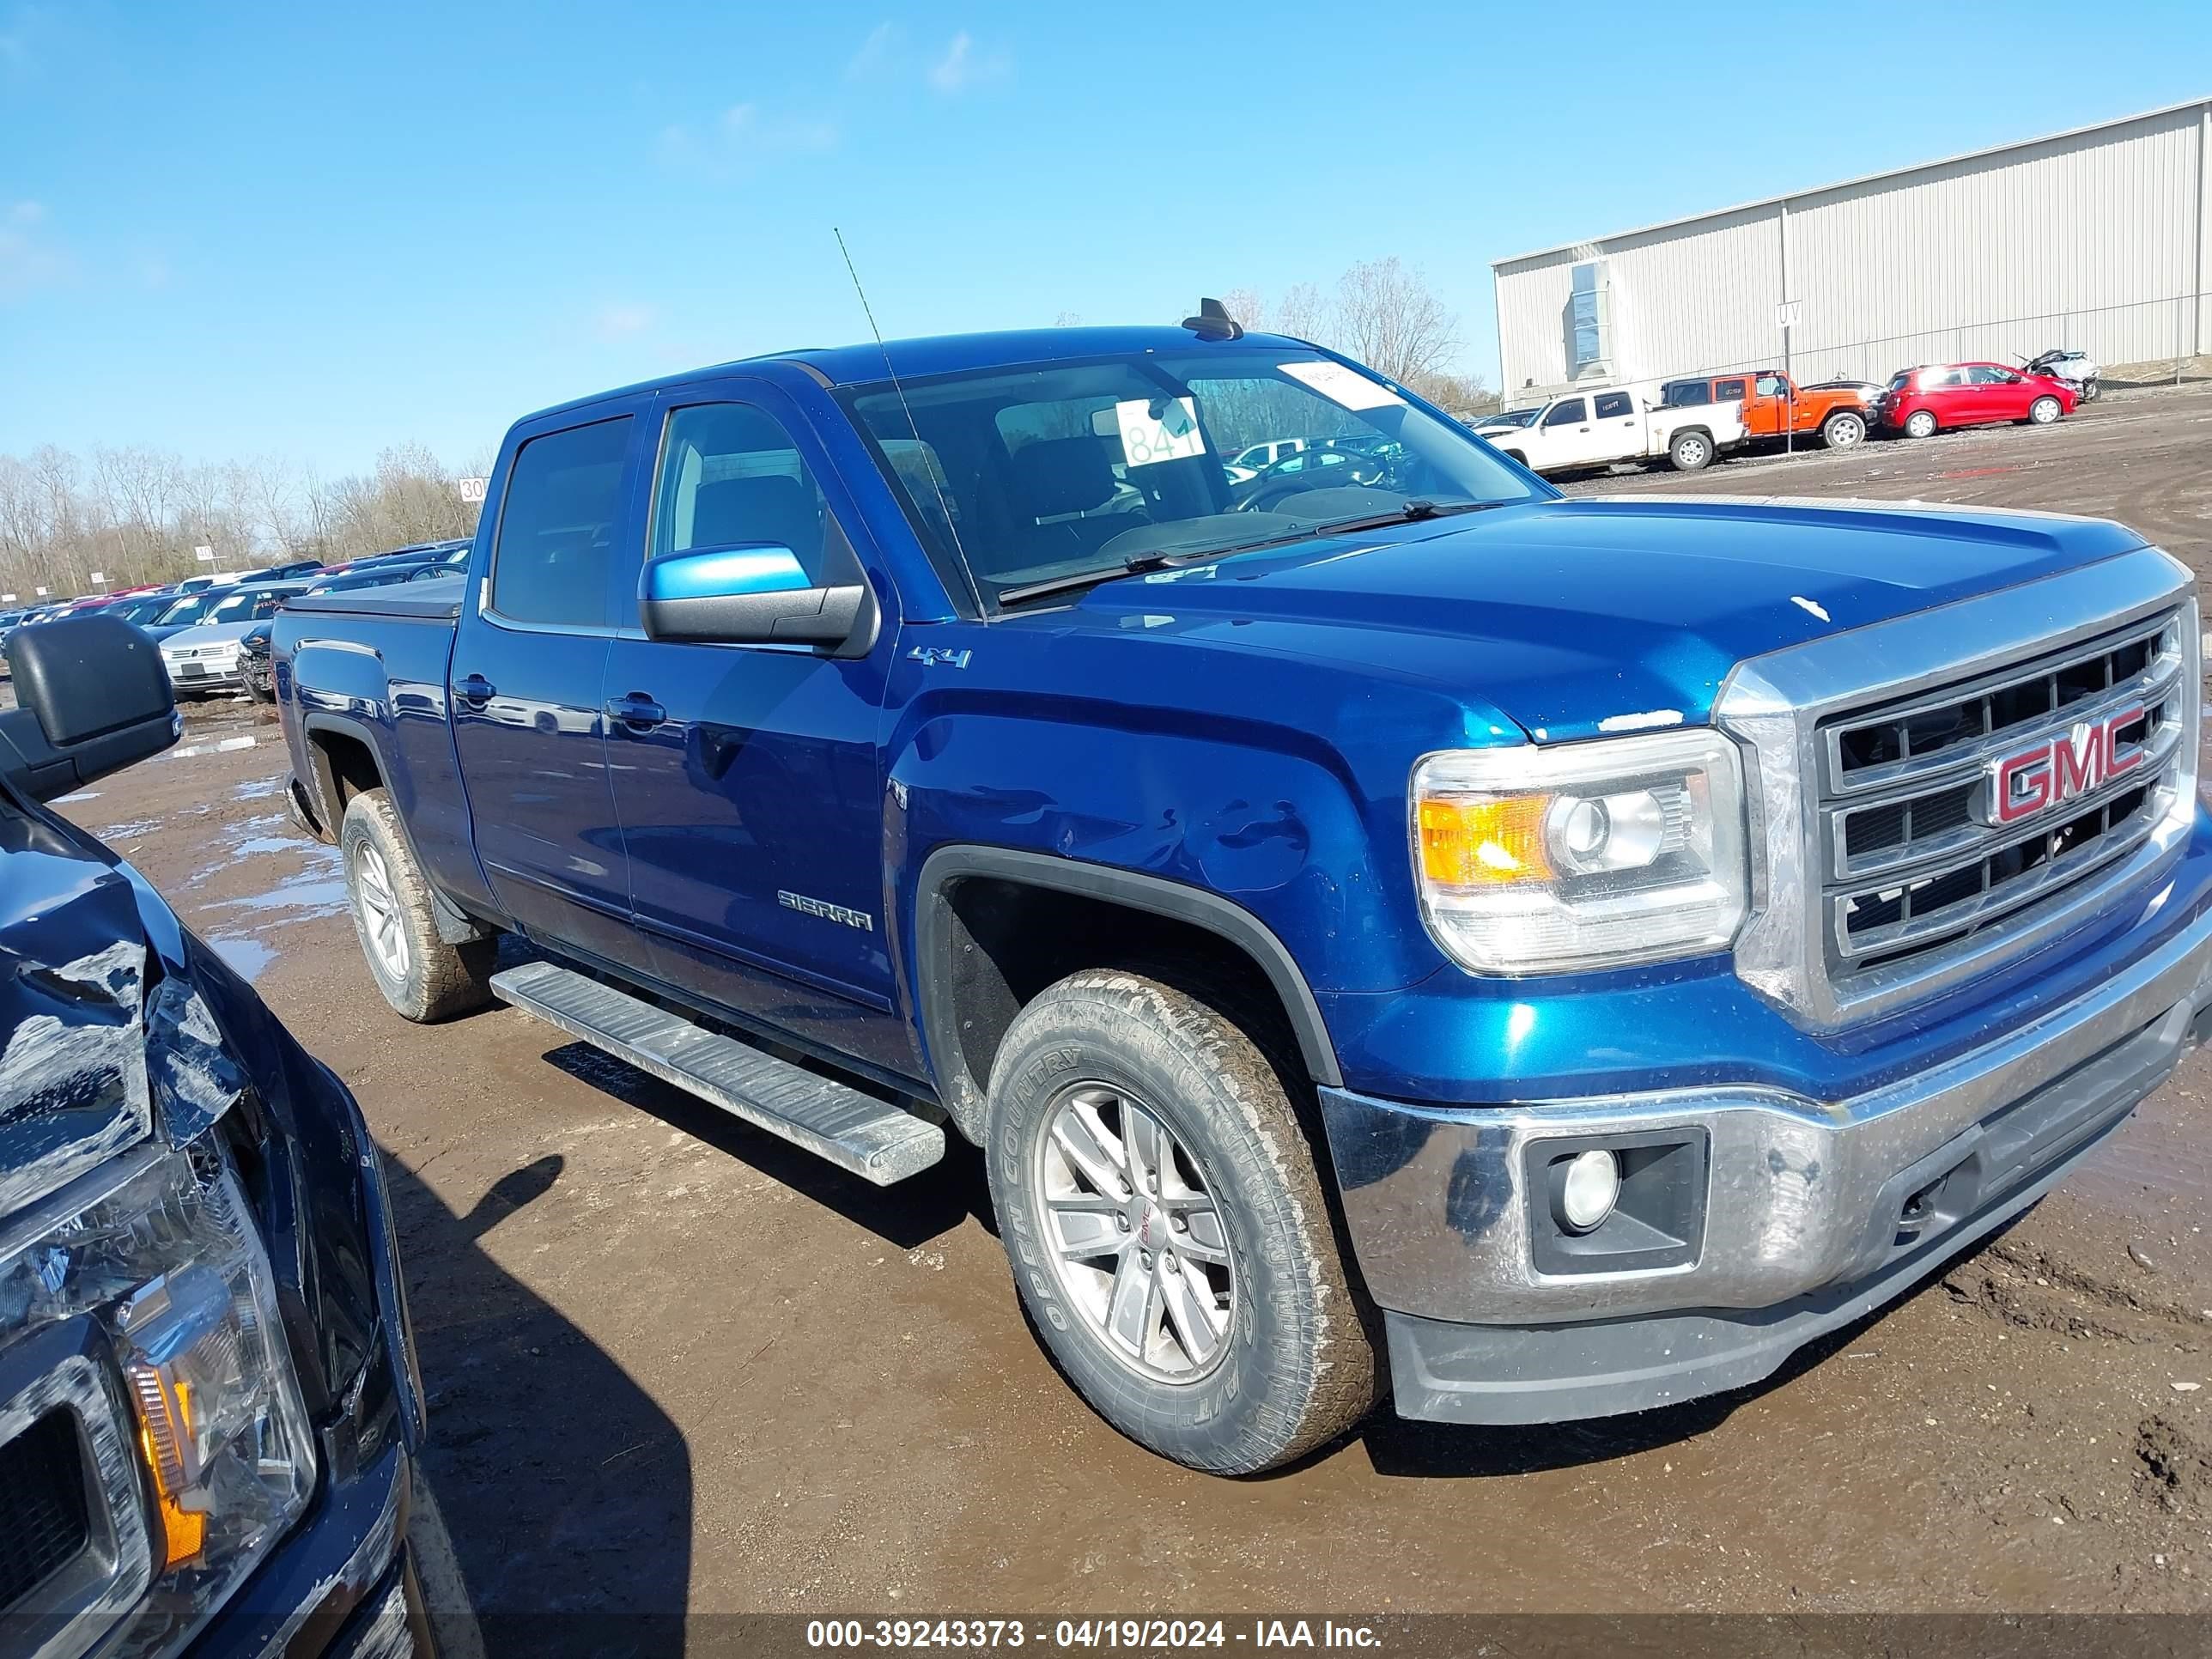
{"left": 456, "top": 673, "right": 495, "bottom": 705}
{"left": 606, "top": 692, "right": 665, "bottom": 731}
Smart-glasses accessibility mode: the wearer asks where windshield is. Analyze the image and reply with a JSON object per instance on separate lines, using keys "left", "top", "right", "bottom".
{"left": 155, "top": 592, "right": 212, "bottom": 626}
{"left": 203, "top": 588, "right": 283, "bottom": 626}
{"left": 842, "top": 349, "right": 1549, "bottom": 609}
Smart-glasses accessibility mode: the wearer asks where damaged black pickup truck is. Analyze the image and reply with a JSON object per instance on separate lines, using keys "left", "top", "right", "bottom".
{"left": 1, "top": 614, "right": 440, "bottom": 1659}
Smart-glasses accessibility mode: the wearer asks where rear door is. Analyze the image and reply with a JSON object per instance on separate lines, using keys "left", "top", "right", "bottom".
{"left": 1591, "top": 390, "right": 1640, "bottom": 456}
{"left": 602, "top": 382, "right": 912, "bottom": 1074}
{"left": 449, "top": 407, "right": 651, "bottom": 969}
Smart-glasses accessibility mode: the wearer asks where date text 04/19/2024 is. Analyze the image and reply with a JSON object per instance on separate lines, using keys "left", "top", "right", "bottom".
{"left": 803, "top": 1620, "right": 1384, "bottom": 1650}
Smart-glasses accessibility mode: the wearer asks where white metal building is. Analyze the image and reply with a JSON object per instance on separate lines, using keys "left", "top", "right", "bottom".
{"left": 1492, "top": 98, "right": 2212, "bottom": 401}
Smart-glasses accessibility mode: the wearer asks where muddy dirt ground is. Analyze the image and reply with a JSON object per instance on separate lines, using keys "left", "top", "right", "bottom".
{"left": 28, "top": 382, "right": 2212, "bottom": 1633}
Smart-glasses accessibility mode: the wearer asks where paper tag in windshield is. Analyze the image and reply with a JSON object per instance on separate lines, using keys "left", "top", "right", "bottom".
{"left": 1278, "top": 361, "right": 1405, "bottom": 410}
{"left": 1114, "top": 396, "right": 1206, "bottom": 468}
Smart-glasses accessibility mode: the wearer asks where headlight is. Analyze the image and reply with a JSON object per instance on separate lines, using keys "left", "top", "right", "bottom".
{"left": 1411, "top": 727, "right": 1750, "bottom": 973}
{"left": 1, "top": 1140, "right": 313, "bottom": 1656}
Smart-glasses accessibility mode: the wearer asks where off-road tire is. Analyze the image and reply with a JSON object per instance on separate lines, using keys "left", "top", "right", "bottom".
{"left": 341, "top": 789, "right": 496, "bottom": 1022}
{"left": 985, "top": 969, "right": 1377, "bottom": 1474}
{"left": 1820, "top": 410, "right": 1868, "bottom": 449}
{"left": 1668, "top": 428, "right": 1714, "bottom": 471}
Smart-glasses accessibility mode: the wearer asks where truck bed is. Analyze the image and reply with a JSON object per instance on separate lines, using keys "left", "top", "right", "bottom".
{"left": 280, "top": 577, "right": 466, "bottom": 621}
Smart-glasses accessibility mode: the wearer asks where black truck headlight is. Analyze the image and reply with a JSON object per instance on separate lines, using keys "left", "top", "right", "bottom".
{"left": 3, "top": 1137, "right": 314, "bottom": 1653}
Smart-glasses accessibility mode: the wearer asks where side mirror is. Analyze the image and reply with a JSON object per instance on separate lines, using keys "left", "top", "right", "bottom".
{"left": 0, "top": 614, "right": 181, "bottom": 802}
{"left": 638, "top": 544, "right": 878, "bottom": 657}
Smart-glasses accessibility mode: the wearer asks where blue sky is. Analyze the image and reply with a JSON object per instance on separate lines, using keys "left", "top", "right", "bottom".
{"left": 3, "top": 1, "right": 2207, "bottom": 476}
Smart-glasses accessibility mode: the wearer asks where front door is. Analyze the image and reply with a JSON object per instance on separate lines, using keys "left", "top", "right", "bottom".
{"left": 450, "top": 410, "right": 647, "bottom": 971}
{"left": 603, "top": 387, "right": 910, "bottom": 1075}
{"left": 1533, "top": 396, "right": 1595, "bottom": 468}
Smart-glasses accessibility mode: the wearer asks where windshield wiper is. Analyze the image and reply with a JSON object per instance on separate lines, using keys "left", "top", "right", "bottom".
{"left": 994, "top": 501, "right": 1510, "bottom": 609}
{"left": 1308, "top": 498, "right": 1508, "bottom": 534}
{"left": 996, "top": 550, "right": 1212, "bottom": 607}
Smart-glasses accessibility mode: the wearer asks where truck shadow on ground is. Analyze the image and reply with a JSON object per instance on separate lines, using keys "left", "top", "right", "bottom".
{"left": 380, "top": 1148, "right": 696, "bottom": 1658}
{"left": 540, "top": 1040, "right": 996, "bottom": 1249}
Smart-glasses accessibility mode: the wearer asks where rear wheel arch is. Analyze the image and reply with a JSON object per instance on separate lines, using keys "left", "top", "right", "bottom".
{"left": 912, "top": 846, "right": 1342, "bottom": 1143}
{"left": 302, "top": 713, "right": 493, "bottom": 946}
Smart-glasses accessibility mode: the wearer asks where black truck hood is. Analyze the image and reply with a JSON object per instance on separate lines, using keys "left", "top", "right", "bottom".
{"left": 0, "top": 828, "right": 155, "bottom": 1218}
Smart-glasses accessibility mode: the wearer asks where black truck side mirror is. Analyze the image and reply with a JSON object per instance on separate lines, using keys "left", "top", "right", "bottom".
{"left": 0, "top": 614, "right": 181, "bottom": 802}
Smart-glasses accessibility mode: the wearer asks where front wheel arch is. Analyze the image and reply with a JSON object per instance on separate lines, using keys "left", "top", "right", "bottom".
{"left": 912, "top": 847, "right": 1341, "bottom": 1142}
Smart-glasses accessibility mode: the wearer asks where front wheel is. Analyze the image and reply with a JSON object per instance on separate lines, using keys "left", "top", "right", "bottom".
{"left": 2080, "top": 377, "right": 2100, "bottom": 402}
{"left": 1903, "top": 409, "right": 1939, "bottom": 440}
{"left": 1820, "top": 410, "right": 1868, "bottom": 449}
{"left": 986, "top": 969, "right": 1376, "bottom": 1474}
{"left": 1668, "top": 430, "right": 1714, "bottom": 471}
{"left": 341, "top": 789, "right": 496, "bottom": 1021}
{"left": 2029, "top": 395, "right": 2063, "bottom": 425}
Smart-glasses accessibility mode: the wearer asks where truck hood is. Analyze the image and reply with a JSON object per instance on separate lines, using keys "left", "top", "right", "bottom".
{"left": 0, "top": 834, "right": 154, "bottom": 1218}
{"left": 1071, "top": 495, "right": 2150, "bottom": 740}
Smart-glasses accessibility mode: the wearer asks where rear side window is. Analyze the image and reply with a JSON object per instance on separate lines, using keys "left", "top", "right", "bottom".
{"left": 491, "top": 417, "right": 633, "bottom": 627}
{"left": 651, "top": 404, "right": 835, "bottom": 583}
{"left": 1594, "top": 392, "right": 1633, "bottom": 418}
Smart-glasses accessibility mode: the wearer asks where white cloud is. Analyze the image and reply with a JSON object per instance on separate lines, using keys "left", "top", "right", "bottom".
{"left": 659, "top": 102, "right": 838, "bottom": 175}
{"left": 845, "top": 21, "right": 900, "bottom": 81}
{"left": 594, "top": 302, "right": 657, "bottom": 343}
{"left": 0, "top": 199, "right": 66, "bottom": 300}
{"left": 927, "top": 30, "right": 1009, "bottom": 94}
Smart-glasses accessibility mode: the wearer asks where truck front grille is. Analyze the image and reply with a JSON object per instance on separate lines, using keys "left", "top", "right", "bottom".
{"left": 0, "top": 1408, "right": 94, "bottom": 1612}
{"left": 1816, "top": 611, "right": 2186, "bottom": 978}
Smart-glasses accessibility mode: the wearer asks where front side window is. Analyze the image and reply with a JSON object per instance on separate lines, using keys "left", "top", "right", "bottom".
{"left": 842, "top": 349, "right": 1547, "bottom": 609}
{"left": 1543, "top": 398, "right": 1587, "bottom": 427}
{"left": 491, "top": 416, "right": 633, "bottom": 627}
{"left": 1967, "top": 366, "right": 2014, "bottom": 385}
{"left": 650, "top": 404, "right": 836, "bottom": 584}
{"left": 1754, "top": 374, "right": 1789, "bottom": 398}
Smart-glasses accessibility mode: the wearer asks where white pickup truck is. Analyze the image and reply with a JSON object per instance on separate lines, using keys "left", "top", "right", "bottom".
{"left": 1475, "top": 386, "right": 1746, "bottom": 475}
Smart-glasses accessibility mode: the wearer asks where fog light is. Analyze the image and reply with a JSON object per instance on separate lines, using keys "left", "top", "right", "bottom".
{"left": 1559, "top": 1149, "right": 1621, "bottom": 1232}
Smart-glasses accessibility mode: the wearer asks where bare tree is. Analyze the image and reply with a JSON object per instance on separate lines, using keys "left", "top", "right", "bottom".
{"left": 1331, "top": 258, "right": 1460, "bottom": 384}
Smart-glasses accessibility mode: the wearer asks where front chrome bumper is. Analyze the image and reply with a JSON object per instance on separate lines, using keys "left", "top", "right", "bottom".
{"left": 1322, "top": 897, "right": 2212, "bottom": 1332}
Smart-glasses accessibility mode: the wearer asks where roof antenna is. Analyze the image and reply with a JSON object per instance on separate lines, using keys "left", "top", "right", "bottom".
{"left": 834, "top": 227, "right": 985, "bottom": 616}
{"left": 1181, "top": 296, "right": 1243, "bottom": 340}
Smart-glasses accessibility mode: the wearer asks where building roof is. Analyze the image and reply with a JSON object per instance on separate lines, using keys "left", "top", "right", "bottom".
{"left": 1492, "top": 94, "right": 2211, "bottom": 270}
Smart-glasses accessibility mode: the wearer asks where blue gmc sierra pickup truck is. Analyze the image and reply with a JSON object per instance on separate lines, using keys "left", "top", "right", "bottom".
{"left": 270, "top": 312, "right": 2212, "bottom": 1474}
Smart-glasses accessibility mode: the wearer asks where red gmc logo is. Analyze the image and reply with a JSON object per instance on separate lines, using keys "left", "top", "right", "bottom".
{"left": 1981, "top": 704, "right": 2145, "bottom": 826}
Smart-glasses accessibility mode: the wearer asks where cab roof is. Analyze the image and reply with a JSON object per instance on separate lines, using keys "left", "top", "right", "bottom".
{"left": 520, "top": 324, "right": 1319, "bottom": 424}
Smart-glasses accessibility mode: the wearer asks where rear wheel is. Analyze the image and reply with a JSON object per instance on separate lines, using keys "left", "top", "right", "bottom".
{"left": 1903, "top": 408, "right": 1939, "bottom": 440}
{"left": 1668, "top": 429, "right": 1714, "bottom": 471}
{"left": 986, "top": 969, "right": 1376, "bottom": 1474}
{"left": 1820, "top": 410, "right": 1868, "bottom": 449}
{"left": 341, "top": 789, "right": 496, "bottom": 1022}
{"left": 2029, "top": 395, "right": 2063, "bottom": 425}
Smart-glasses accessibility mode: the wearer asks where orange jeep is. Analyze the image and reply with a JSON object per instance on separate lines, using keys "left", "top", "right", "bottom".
{"left": 1658, "top": 369, "right": 1877, "bottom": 450}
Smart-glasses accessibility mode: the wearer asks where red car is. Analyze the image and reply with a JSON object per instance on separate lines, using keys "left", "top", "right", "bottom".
{"left": 1876, "top": 362, "right": 2077, "bottom": 439}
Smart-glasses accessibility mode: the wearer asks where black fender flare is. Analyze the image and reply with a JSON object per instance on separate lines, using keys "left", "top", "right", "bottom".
{"left": 300, "top": 711, "right": 491, "bottom": 945}
{"left": 913, "top": 845, "right": 1343, "bottom": 1130}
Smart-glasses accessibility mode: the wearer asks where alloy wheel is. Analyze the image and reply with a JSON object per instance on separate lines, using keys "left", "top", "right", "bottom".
{"left": 1032, "top": 1082, "right": 1236, "bottom": 1384}
{"left": 353, "top": 842, "right": 411, "bottom": 981}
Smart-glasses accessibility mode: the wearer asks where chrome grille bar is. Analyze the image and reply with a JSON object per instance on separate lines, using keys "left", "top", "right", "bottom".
{"left": 1716, "top": 545, "right": 2201, "bottom": 1030}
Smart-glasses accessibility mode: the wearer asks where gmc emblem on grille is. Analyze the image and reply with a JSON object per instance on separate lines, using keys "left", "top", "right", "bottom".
{"left": 1979, "top": 703, "right": 2145, "bottom": 826}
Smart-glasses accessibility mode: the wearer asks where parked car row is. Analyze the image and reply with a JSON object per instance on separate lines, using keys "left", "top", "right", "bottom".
{"left": 1469, "top": 349, "right": 2094, "bottom": 480}
{"left": 0, "top": 539, "right": 473, "bottom": 696}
